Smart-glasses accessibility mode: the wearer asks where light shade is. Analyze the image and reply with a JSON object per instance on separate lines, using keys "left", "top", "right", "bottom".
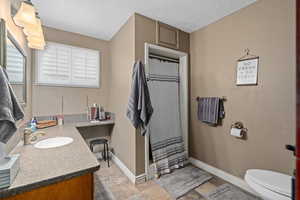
{"left": 27, "top": 31, "right": 45, "bottom": 50}
{"left": 23, "top": 18, "right": 42, "bottom": 37}
{"left": 28, "top": 42, "right": 45, "bottom": 50}
{"left": 27, "top": 35, "right": 45, "bottom": 46}
{"left": 25, "top": 16, "right": 46, "bottom": 50}
{"left": 13, "top": 1, "right": 37, "bottom": 27}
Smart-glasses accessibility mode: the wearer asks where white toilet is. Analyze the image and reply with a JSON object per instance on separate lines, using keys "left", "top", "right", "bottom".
{"left": 245, "top": 169, "right": 292, "bottom": 200}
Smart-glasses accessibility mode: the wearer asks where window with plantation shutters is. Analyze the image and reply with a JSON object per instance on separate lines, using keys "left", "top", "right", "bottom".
{"left": 36, "top": 42, "right": 100, "bottom": 88}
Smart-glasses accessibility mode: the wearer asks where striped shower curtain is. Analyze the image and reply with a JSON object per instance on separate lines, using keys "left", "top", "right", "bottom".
{"left": 148, "top": 58, "right": 186, "bottom": 177}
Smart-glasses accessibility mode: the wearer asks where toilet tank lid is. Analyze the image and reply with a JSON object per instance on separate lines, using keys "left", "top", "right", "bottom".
{"left": 246, "top": 169, "right": 291, "bottom": 197}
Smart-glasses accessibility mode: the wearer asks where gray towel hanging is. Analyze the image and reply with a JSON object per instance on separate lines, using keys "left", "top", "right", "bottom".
{"left": 126, "top": 61, "right": 153, "bottom": 136}
{"left": 197, "top": 97, "right": 225, "bottom": 125}
{"left": 0, "top": 66, "right": 24, "bottom": 144}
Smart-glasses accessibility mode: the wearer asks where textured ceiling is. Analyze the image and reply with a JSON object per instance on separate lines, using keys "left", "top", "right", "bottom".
{"left": 32, "top": 0, "right": 256, "bottom": 41}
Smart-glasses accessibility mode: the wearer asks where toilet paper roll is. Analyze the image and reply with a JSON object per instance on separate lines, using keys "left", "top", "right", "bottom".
{"left": 230, "top": 128, "right": 243, "bottom": 138}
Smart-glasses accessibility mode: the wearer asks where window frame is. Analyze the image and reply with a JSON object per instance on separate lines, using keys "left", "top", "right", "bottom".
{"left": 35, "top": 41, "right": 101, "bottom": 88}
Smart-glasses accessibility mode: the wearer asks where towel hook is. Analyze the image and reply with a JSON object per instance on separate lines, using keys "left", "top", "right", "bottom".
{"left": 245, "top": 48, "right": 250, "bottom": 56}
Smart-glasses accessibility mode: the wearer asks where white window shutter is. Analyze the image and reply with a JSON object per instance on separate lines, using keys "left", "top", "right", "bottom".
{"left": 85, "top": 50, "right": 99, "bottom": 86}
{"left": 71, "top": 47, "right": 99, "bottom": 87}
{"left": 37, "top": 43, "right": 71, "bottom": 85}
{"left": 36, "top": 42, "right": 100, "bottom": 88}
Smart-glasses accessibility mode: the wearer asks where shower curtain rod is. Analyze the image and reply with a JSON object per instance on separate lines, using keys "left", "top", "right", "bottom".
{"left": 149, "top": 53, "right": 180, "bottom": 63}
{"left": 146, "top": 77, "right": 180, "bottom": 83}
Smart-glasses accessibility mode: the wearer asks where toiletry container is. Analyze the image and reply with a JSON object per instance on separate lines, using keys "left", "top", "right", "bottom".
{"left": 30, "top": 118, "right": 37, "bottom": 132}
{"left": 99, "top": 106, "right": 105, "bottom": 120}
{"left": 90, "top": 104, "right": 98, "bottom": 121}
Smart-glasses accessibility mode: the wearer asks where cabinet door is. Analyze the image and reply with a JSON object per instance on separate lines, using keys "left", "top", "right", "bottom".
{"left": 156, "top": 21, "right": 179, "bottom": 49}
{"left": 3, "top": 173, "right": 93, "bottom": 200}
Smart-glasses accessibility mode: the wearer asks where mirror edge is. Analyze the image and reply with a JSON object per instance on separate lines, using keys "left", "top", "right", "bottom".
{"left": 0, "top": 18, "right": 7, "bottom": 69}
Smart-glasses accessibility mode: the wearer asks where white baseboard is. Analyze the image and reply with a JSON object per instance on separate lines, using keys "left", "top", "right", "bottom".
{"left": 110, "top": 152, "right": 145, "bottom": 184}
{"left": 189, "top": 157, "right": 257, "bottom": 195}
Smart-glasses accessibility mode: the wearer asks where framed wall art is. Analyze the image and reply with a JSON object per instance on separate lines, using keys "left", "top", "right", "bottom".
{"left": 236, "top": 49, "right": 259, "bottom": 86}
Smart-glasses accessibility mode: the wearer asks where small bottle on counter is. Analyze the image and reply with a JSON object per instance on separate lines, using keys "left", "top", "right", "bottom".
{"left": 105, "top": 112, "right": 111, "bottom": 120}
{"left": 99, "top": 106, "right": 106, "bottom": 121}
{"left": 30, "top": 118, "right": 37, "bottom": 132}
{"left": 57, "top": 115, "right": 64, "bottom": 126}
{"left": 96, "top": 105, "right": 100, "bottom": 120}
{"left": 90, "top": 103, "right": 98, "bottom": 121}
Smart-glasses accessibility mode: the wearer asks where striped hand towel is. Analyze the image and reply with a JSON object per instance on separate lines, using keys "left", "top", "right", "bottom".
{"left": 197, "top": 97, "right": 224, "bottom": 125}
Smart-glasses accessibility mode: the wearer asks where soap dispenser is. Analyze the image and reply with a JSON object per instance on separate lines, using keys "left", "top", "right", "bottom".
{"left": 30, "top": 117, "right": 37, "bottom": 132}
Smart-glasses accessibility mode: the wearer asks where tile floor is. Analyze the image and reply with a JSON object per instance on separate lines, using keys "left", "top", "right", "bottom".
{"left": 94, "top": 160, "right": 227, "bottom": 200}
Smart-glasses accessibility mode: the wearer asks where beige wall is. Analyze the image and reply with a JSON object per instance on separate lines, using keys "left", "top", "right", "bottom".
{"left": 0, "top": 0, "right": 32, "bottom": 153}
{"left": 108, "top": 16, "right": 137, "bottom": 174}
{"left": 134, "top": 14, "right": 156, "bottom": 62}
{"left": 32, "top": 27, "right": 110, "bottom": 116}
{"left": 190, "top": 0, "right": 296, "bottom": 177}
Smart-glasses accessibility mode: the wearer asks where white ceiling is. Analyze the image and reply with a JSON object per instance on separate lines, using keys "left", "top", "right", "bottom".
{"left": 32, "top": 0, "right": 256, "bottom": 41}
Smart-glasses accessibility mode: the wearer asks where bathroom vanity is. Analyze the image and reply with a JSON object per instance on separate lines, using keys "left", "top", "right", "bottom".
{"left": 0, "top": 123, "right": 109, "bottom": 200}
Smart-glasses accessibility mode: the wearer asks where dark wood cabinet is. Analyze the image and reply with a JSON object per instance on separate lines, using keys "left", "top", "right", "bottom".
{"left": 3, "top": 173, "right": 94, "bottom": 200}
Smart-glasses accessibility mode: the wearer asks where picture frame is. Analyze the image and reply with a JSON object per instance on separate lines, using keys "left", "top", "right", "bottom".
{"left": 236, "top": 57, "right": 259, "bottom": 86}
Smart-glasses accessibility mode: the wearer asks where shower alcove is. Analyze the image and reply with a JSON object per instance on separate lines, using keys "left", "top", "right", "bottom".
{"left": 144, "top": 43, "right": 189, "bottom": 180}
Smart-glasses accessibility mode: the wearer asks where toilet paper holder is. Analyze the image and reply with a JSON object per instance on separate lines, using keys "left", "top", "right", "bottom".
{"left": 231, "top": 122, "right": 248, "bottom": 138}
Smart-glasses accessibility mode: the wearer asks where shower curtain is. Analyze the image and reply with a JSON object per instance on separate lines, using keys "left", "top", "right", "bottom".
{"left": 148, "top": 58, "right": 186, "bottom": 177}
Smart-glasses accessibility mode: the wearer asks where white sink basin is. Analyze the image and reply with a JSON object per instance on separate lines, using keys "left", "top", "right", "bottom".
{"left": 34, "top": 137, "right": 74, "bottom": 149}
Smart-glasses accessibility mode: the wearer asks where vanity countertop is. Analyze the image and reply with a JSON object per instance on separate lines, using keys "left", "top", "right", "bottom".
{"left": 0, "top": 123, "right": 103, "bottom": 198}
{"left": 75, "top": 119, "right": 115, "bottom": 128}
